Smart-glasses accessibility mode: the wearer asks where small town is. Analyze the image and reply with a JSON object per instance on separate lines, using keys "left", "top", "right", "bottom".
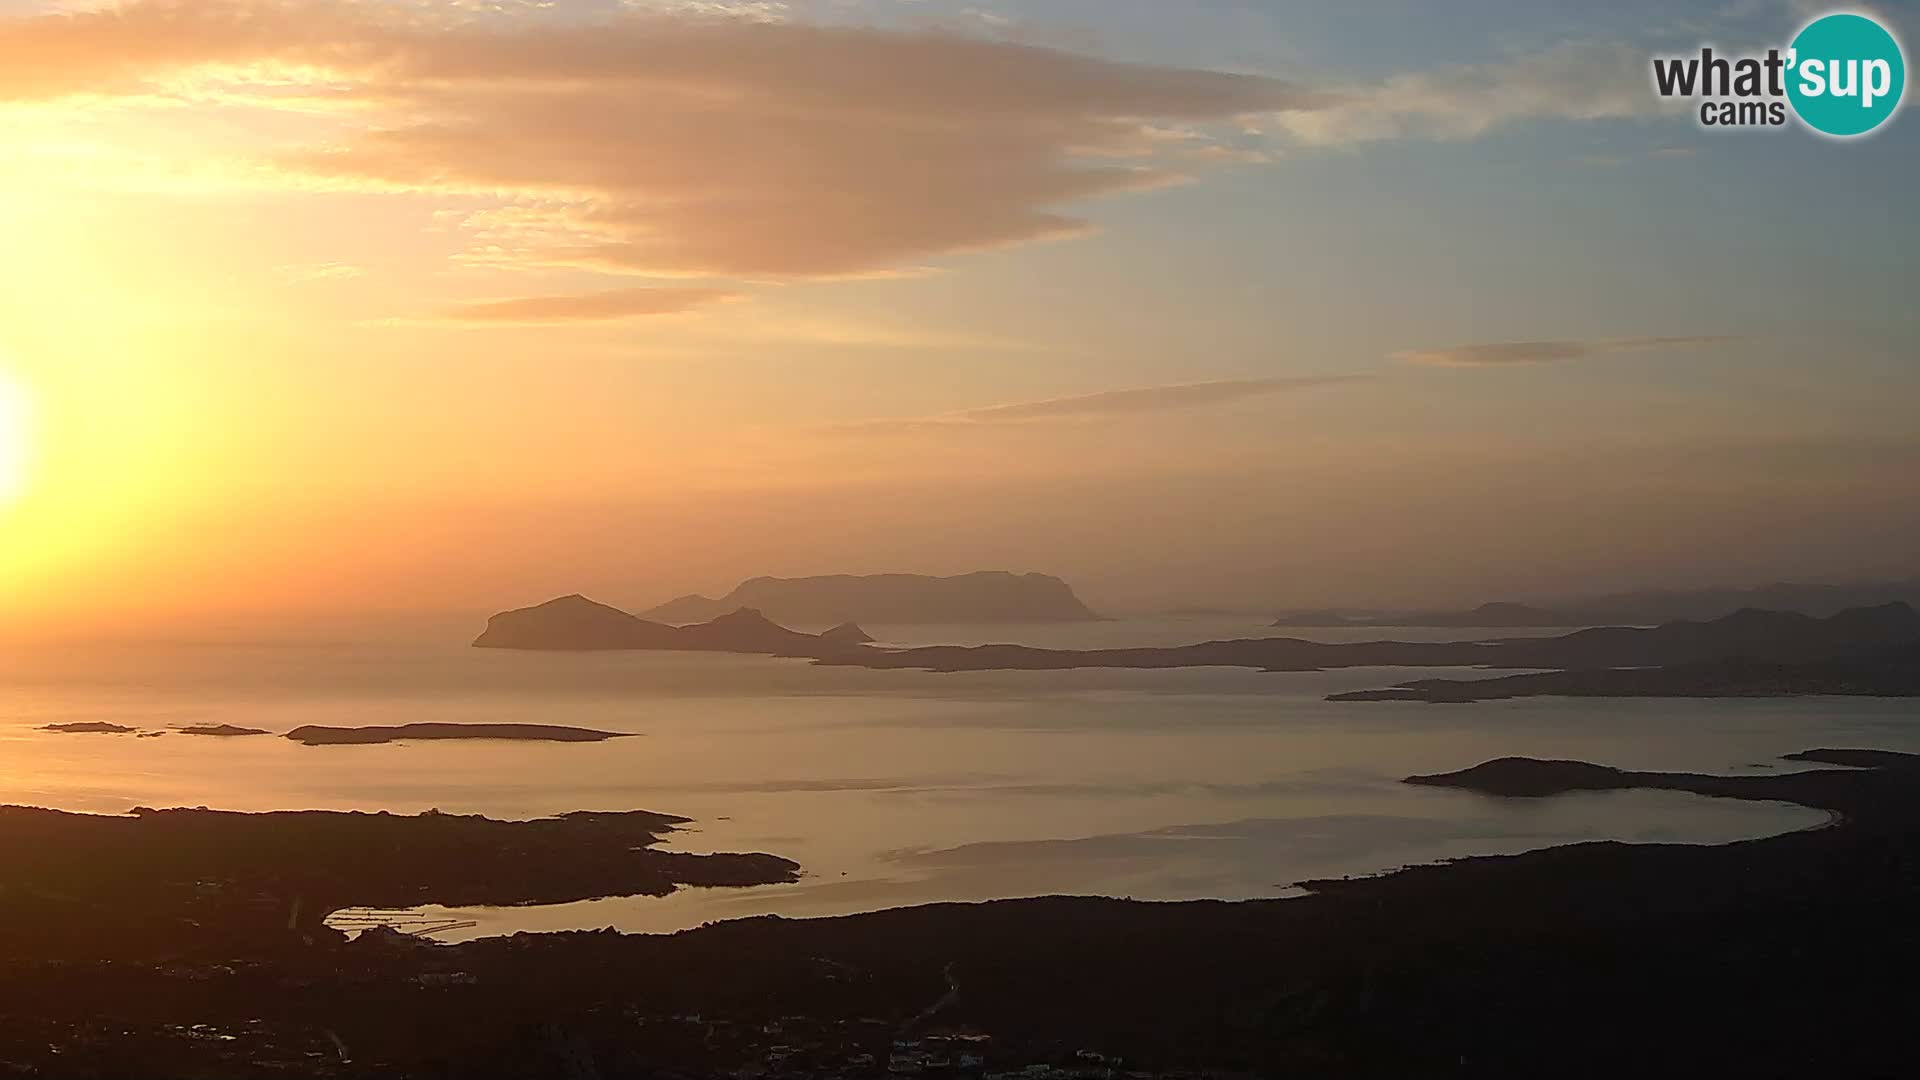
{"left": 630, "top": 1014, "right": 1249, "bottom": 1080}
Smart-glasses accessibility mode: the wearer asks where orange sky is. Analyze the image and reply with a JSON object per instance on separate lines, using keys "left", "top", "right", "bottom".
{"left": 1, "top": 1, "right": 1916, "bottom": 635}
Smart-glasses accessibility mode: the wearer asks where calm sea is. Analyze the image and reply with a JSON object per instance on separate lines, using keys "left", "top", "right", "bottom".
{"left": 4, "top": 615, "right": 1914, "bottom": 939}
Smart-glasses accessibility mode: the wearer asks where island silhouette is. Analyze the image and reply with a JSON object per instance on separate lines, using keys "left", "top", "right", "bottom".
{"left": 472, "top": 594, "right": 867, "bottom": 656}
{"left": 286, "top": 723, "right": 633, "bottom": 746}
{"left": 473, "top": 595, "right": 1920, "bottom": 703}
{"left": 640, "top": 571, "right": 1103, "bottom": 625}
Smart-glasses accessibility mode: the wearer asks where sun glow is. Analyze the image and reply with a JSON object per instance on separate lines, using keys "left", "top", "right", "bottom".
{"left": 0, "top": 368, "right": 31, "bottom": 508}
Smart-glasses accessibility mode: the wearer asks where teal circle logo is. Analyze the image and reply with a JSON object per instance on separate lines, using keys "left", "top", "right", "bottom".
{"left": 1787, "top": 12, "right": 1906, "bottom": 137}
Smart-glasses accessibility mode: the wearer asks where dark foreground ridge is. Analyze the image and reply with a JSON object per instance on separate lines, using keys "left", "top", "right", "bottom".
{"left": 2, "top": 750, "right": 1918, "bottom": 1076}
{"left": 285, "top": 722, "right": 633, "bottom": 745}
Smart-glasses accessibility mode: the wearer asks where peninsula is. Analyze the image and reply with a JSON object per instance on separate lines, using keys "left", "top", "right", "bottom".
{"left": 815, "top": 602, "right": 1920, "bottom": 678}
{"left": 0, "top": 804, "right": 797, "bottom": 964}
{"left": 1274, "top": 577, "right": 1920, "bottom": 628}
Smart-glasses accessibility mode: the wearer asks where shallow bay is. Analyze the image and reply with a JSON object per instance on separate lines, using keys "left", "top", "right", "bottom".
{"left": 4, "top": 615, "right": 1910, "bottom": 939}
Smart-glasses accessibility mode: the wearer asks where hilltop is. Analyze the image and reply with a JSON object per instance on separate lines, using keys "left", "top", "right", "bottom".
{"left": 472, "top": 594, "right": 867, "bottom": 657}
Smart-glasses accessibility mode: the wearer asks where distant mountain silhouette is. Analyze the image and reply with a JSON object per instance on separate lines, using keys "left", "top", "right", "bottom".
{"left": 472, "top": 595, "right": 860, "bottom": 656}
{"left": 1332, "top": 603, "right": 1920, "bottom": 702}
{"left": 820, "top": 603, "right": 1920, "bottom": 677}
{"left": 1274, "top": 578, "right": 1920, "bottom": 628}
{"left": 1572, "top": 578, "right": 1920, "bottom": 622}
{"left": 1444, "top": 601, "right": 1577, "bottom": 627}
{"left": 1333, "top": 641, "right": 1920, "bottom": 703}
{"left": 666, "top": 607, "right": 846, "bottom": 655}
{"left": 1271, "top": 602, "right": 1582, "bottom": 628}
{"left": 1489, "top": 602, "right": 1920, "bottom": 668}
{"left": 475, "top": 596, "right": 1920, "bottom": 699}
{"left": 641, "top": 572, "right": 1102, "bottom": 625}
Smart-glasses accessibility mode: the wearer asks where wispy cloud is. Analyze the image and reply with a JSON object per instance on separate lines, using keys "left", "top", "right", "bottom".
{"left": 275, "top": 261, "right": 363, "bottom": 283}
{"left": 433, "top": 286, "right": 741, "bottom": 325}
{"left": 720, "top": 315, "right": 1038, "bottom": 352}
{"left": 846, "top": 375, "right": 1375, "bottom": 430}
{"left": 1272, "top": 41, "right": 1675, "bottom": 145}
{"left": 1397, "top": 336, "right": 1738, "bottom": 368}
{"left": 0, "top": 1, "right": 1729, "bottom": 311}
{"left": 960, "top": 375, "right": 1374, "bottom": 420}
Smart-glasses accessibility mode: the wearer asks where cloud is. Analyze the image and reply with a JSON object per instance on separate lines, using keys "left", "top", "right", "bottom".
{"left": 0, "top": 1, "right": 1319, "bottom": 282}
{"left": 1273, "top": 41, "right": 1673, "bottom": 145}
{"left": 433, "top": 286, "right": 740, "bottom": 324}
{"left": 1397, "top": 336, "right": 1737, "bottom": 368}
{"left": 849, "top": 375, "right": 1375, "bottom": 430}
{"left": 0, "top": 4, "right": 1716, "bottom": 299}
{"left": 718, "top": 315, "right": 1038, "bottom": 352}
{"left": 275, "top": 261, "right": 363, "bottom": 283}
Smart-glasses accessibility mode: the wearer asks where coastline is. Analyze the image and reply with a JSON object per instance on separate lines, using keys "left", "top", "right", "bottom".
{"left": 1, "top": 748, "right": 1915, "bottom": 1075}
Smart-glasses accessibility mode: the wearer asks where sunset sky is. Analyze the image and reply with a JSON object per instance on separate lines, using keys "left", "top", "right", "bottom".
{"left": 1, "top": 0, "right": 1916, "bottom": 633}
